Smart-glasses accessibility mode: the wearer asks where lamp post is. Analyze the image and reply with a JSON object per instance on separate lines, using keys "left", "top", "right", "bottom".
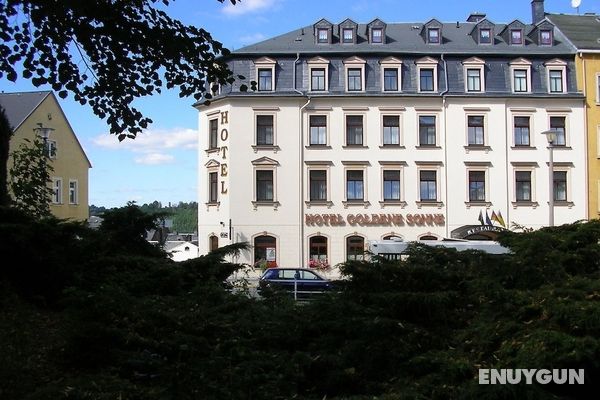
{"left": 541, "top": 129, "right": 557, "bottom": 227}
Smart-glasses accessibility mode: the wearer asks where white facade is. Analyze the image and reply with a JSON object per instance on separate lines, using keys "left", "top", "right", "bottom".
{"left": 198, "top": 95, "right": 587, "bottom": 268}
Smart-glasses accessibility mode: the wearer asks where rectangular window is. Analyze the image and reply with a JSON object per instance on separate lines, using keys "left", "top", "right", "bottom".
{"left": 467, "top": 69, "right": 481, "bottom": 92}
{"left": 346, "top": 115, "right": 363, "bottom": 145}
{"left": 515, "top": 171, "right": 532, "bottom": 201}
{"left": 258, "top": 68, "right": 272, "bottom": 91}
{"left": 383, "top": 115, "right": 400, "bottom": 145}
{"left": 309, "top": 170, "right": 327, "bottom": 201}
{"left": 209, "top": 172, "right": 218, "bottom": 203}
{"left": 419, "top": 115, "right": 436, "bottom": 146}
{"left": 428, "top": 28, "right": 440, "bottom": 44}
{"left": 383, "top": 68, "right": 398, "bottom": 91}
{"left": 209, "top": 119, "right": 218, "bottom": 149}
{"left": 342, "top": 28, "right": 353, "bottom": 43}
{"left": 68, "top": 180, "right": 78, "bottom": 204}
{"left": 346, "top": 170, "right": 364, "bottom": 200}
{"left": 383, "top": 170, "right": 401, "bottom": 200}
{"left": 256, "top": 170, "right": 274, "bottom": 201}
{"left": 540, "top": 29, "right": 553, "bottom": 45}
{"left": 469, "top": 171, "right": 485, "bottom": 202}
{"left": 513, "top": 69, "right": 528, "bottom": 92}
{"left": 309, "top": 115, "right": 327, "bottom": 145}
{"left": 317, "top": 28, "right": 328, "bottom": 43}
{"left": 554, "top": 171, "right": 567, "bottom": 201}
{"left": 256, "top": 115, "right": 274, "bottom": 145}
{"left": 549, "top": 70, "right": 563, "bottom": 93}
{"left": 597, "top": 75, "right": 600, "bottom": 103}
{"left": 347, "top": 68, "right": 362, "bottom": 91}
{"left": 467, "top": 115, "right": 485, "bottom": 146}
{"left": 47, "top": 140, "right": 57, "bottom": 159}
{"left": 514, "top": 116, "right": 530, "bottom": 146}
{"left": 371, "top": 28, "right": 383, "bottom": 43}
{"left": 311, "top": 68, "right": 325, "bottom": 91}
{"left": 511, "top": 29, "right": 523, "bottom": 45}
{"left": 479, "top": 28, "right": 491, "bottom": 44}
{"left": 550, "top": 116, "right": 566, "bottom": 146}
{"left": 420, "top": 68, "right": 434, "bottom": 91}
{"left": 52, "top": 178, "right": 62, "bottom": 204}
{"left": 419, "top": 170, "right": 437, "bottom": 201}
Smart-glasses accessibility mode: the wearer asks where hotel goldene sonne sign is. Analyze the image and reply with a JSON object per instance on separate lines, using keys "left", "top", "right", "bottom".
{"left": 305, "top": 213, "right": 445, "bottom": 227}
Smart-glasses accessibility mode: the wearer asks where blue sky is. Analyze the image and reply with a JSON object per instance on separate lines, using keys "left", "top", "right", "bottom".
{"left": 1, "top": 0, "right": 598, "bottom": 208}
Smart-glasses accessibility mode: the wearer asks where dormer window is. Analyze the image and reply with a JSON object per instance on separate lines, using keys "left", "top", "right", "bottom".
{"left": 344, "top": 56, "right": 366, "bottom": 92}
{"left": 510, "top": 58, "right": 532, "bottom": 93}
{"left": 317, "top": 28, "right": 329, "bottom": 44}
{"left": 371, "top": 28, "right": 383, "bottom": 43}
{"left": 254, "top": 56, "right": 276, "bottom": 92}
{"left": 308, "top": 56, "right": 330, "bottom": 92}
{"left": 479, "top": 28, "right": 492, "bottom": 44}
{"left": 510, "top": 29, "right": 523, "bottom": 45}
{"left": 416, "top": 57, "right": 439, "bottom": 93}
{"left": 343, "top": 28, "right": 354, "bottom": 43}
{"left": 540, "top": 29, "right": 553, "bottom": 45}
{"left": 428, "top": 28, "right": 440, "bottom": 44}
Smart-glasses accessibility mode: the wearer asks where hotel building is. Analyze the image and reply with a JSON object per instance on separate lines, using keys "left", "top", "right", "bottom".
{"left": 197, "top": 1, "right": 587, "bottom": 268}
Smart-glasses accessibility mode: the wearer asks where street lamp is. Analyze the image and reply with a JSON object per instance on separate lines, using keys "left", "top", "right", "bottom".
{"left": 34, "top": 123, "right": 55, "bottom": 157}
{"left": 541, "top": 129, "right": 557, "bottom": 227}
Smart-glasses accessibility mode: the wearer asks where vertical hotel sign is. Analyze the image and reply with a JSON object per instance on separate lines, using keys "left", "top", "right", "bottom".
{"left": 220, "top": 111, "right": 229, "bottom": 195}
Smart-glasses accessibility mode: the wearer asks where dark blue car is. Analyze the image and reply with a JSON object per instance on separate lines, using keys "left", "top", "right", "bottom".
{"left": 258, "top": 268, "right": 333, "bottom": 298}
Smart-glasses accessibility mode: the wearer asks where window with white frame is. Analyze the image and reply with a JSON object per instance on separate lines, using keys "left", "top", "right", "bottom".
{"left": 346, "top": 170, "right": 364, "bottom": 201}
{"left": 346, "top": 115, "right": 364, "bottom": 146}
{"left": 309, "top": 169, "right": 328, "bottom": 201}
{"left": 467, "top": 115, "right": 485, "bottom": 146}
{"left": 254, "top": 57, "right": 276, "bottom": 92}
{"left": 209, "top": 171, "right": 218, "bottom": 203}
{"left": 468, "top": 170, "right": 486, "bottom": 202}
{"left": 510, "top": 58, "right": 531, "bottom": 93}
{"left": 463, "top": 57, "right": 485, "bottom": 93}
{"left": 52, "top": 177, "right": 62, "bottom": 204}
{"left": 418, "top": 115, "right": 436, "bottom": 146}
{"left": 344, "top": 56, "right": 366, "bottom": 92}
{"left": 47, "top": 140, "right": 57, "bottom": 159}
{"left": 515, "top": 170, "right": 532, "bottom": 202}
{"left": 514, "top": 115, "right": 531, "bottom": 147}
{"left": 553, "top": 171, "right": 567, "bottom": 201}
{"left": 309, "top": 236, "right": 328, "bottom": 261}
{"left": 256, "top": 170, "right": 274, "bottom": 201}
{"left": 309, "top": 115, "right": 327, "bottom": 145}
{"left": 545, "top": 59, "right": 567, "bottom": 94}
{"left": 208, "top": 118, "right": 218, "bottom": 150}
{"left": 68, "top": 180, "right": 78, "bottom": 204}
{"left": 383, "top": 170, "right": 401, "bottom": 201}
{"left": 467, "top": 69, "right": 482, "bottom": 92}
{"left": 416, "top": 57, "right": 438, "bottom": 92}
{"left": 255, "top": 115, "right": 274, "bottom": 146}
{"left": 419, "top": 170, "right": 437, "bottom": 201}
{"left": 308, "top": 56, "right": 329, "bottom": 92}
{"left": 380, "top": 56, "right": 402, "bottom": 92}
{"left": 549, "top": 116, "right": 567, "bottom": 146}
{"left": 382, "top": 115, "right": 400, "bottom": 145}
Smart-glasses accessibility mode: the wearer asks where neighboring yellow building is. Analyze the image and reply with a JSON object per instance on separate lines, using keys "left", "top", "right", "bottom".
{"left": 0, "top": 91, "right": 92, "bottom": 221}
{"left": 550, "top": 14, "right": 600, "bottom": 219}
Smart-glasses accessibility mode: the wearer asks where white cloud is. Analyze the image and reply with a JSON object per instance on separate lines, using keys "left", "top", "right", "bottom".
{"left": 92, "top": 127, "right": 197, "bottom": 153}
{"left": 134, "top": 153, "right": 175, "bottom": 165}
{"left": 239, "top": 33, "right": 267, "bottom": 44}
{"left": 221, "top": 0, "right": 277, "bottom": 16}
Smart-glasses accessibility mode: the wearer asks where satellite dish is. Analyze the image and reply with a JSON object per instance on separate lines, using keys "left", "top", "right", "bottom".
{"left": 571, "top": 0, "right": 581, "bottom": 8}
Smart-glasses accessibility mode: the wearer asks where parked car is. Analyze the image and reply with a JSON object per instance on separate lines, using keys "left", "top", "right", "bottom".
{"left": 258, "top": 268, "right": 333, "bottom": 298}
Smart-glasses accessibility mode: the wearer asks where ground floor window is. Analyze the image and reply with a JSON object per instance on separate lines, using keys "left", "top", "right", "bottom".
{"left": 254, "top": 235, "right": 277, "bottom": 268}
{"left": 346, "top": 235, "right": 365, "bottom": 261}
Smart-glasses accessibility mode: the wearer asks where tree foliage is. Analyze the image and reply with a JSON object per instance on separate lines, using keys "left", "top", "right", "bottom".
{"left": 0, "top": 0, "right": 241, "bottom": 139}
{"left": 1, "top": 207, "right": 599, "bottom": 399}
{"left": 8, "top": 136, "right": 52, "bottom": 218}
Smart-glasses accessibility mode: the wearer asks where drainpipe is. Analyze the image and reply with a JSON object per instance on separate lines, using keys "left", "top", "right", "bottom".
{"left": 294, "top": 53, "right": 311, "bottom": 267}
{"left": 440, "top": 54, "right": 449, "bottom": 238}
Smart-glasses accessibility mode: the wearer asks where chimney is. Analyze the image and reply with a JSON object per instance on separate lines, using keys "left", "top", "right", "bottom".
{"left": 531, "top": 0, "right": 545, "bottom": 24}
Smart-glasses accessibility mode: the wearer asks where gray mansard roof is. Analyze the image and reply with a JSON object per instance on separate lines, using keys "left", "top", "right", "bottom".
{"left": 233, "top": 19, "right": 575, "bottom": 56}
{"left": 547, "top": 13, "right": 600, "bottom": 51}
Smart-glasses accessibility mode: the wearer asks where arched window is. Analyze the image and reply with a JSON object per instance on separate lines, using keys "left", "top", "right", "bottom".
{"left": 309, "top": 236, "right": 328, "bottom": 260}
{"left": 209, "top": 235, "right": 219, "bottom": 251}
{"left": 419, "top": 235, "right": 438, "bottom": 241}
{"left": 383, "top": 235, "right": 402, "bottom": 241}
{"left": 254, "top": 235, "right": 277, "bottom": 264}
{"left": 346, "top": 235, "right": 365, "bottom": 260}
